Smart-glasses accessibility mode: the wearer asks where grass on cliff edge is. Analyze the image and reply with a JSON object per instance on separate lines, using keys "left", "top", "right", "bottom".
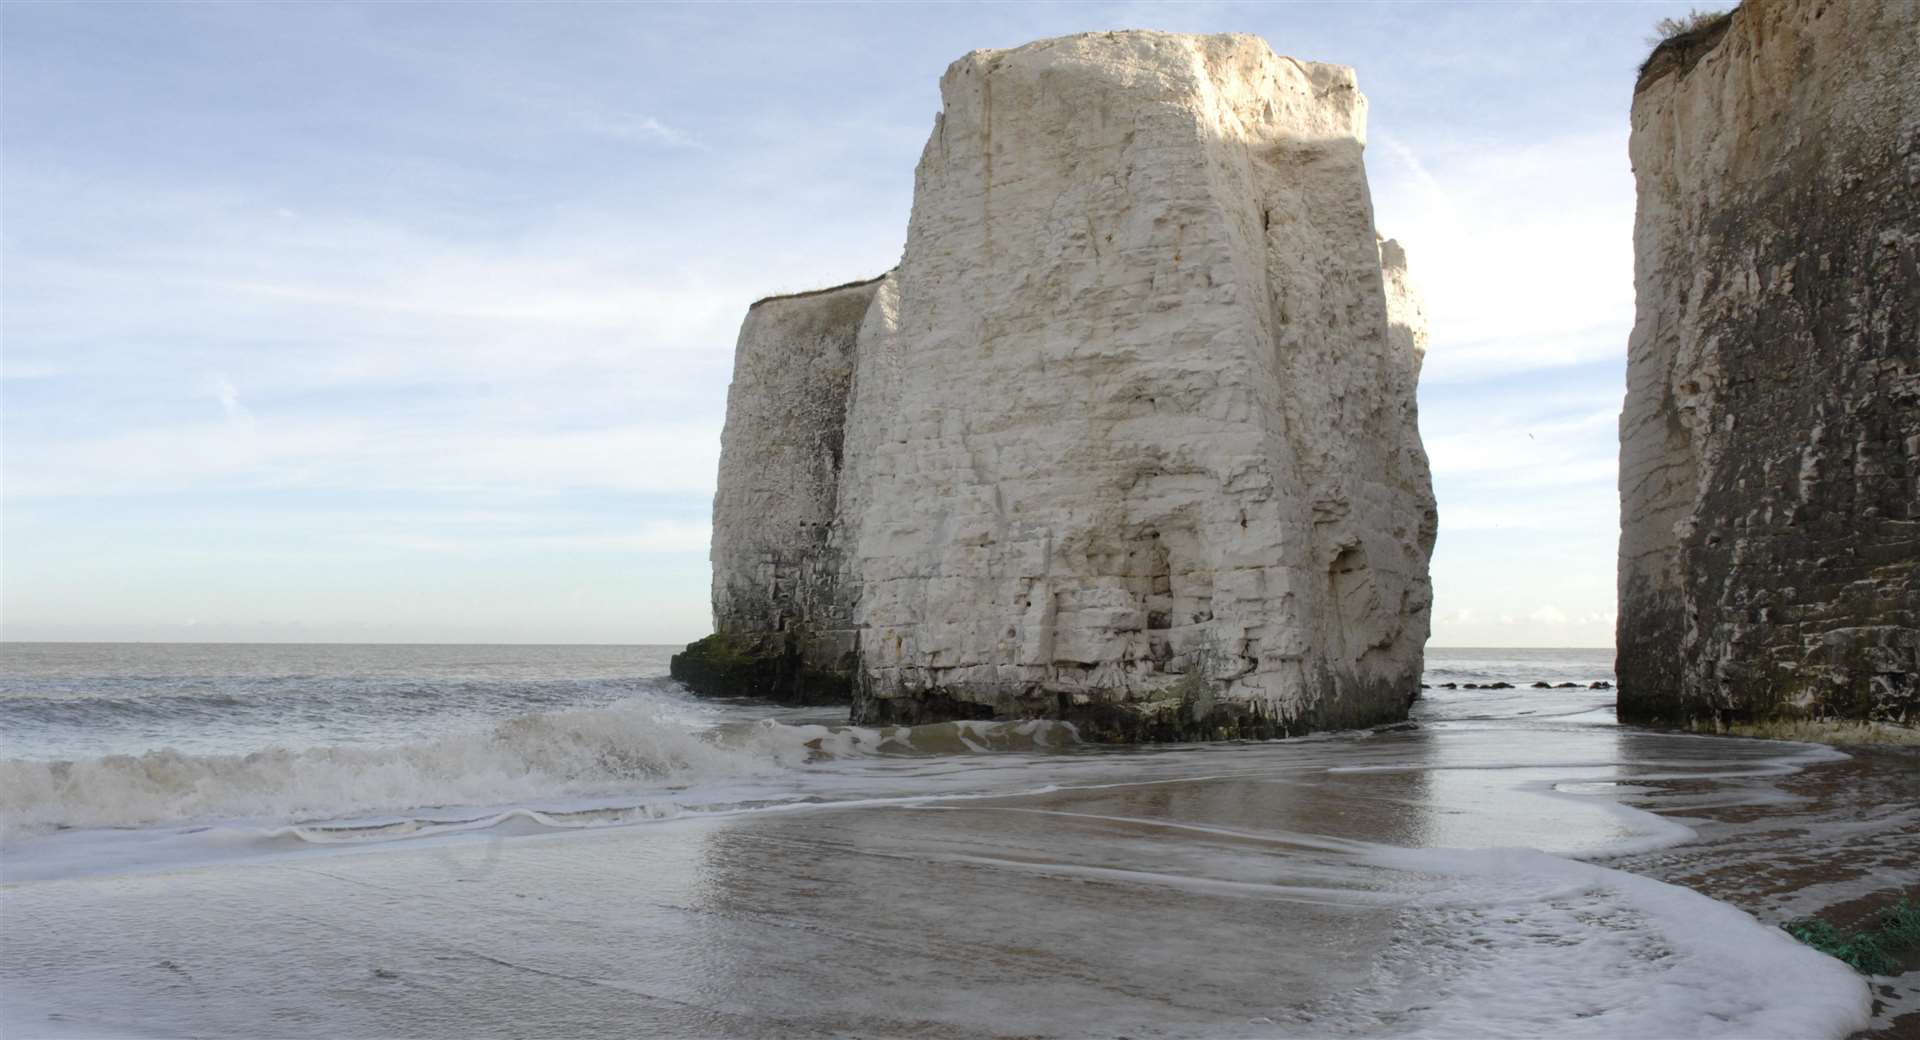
{"left": 1646, "top": 7, "right": 1733, "bottom": 46}
{"left": 1713, "top": 718, "right": 1920, "bottom": 747}
{"left": 1637, "top": 6, "right": 1735, "bottom": 76}
{"left": 1785, "top": 901, "right": 1920, "bottom": 976}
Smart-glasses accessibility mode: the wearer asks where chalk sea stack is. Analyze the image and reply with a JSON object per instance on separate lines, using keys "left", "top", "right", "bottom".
{"left": 1617, "top": 0, "right": 1919, "bottom": 727}
{"left": 675, "top": 31, "right": 1438, "bottom": 740}
{"left": 675, "top": 276, "right": 887, "bottom": 705}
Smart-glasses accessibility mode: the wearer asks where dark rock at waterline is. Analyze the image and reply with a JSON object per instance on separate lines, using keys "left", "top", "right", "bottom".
{"left": 1485, "top": 682, "right": 1514, "bottom": 690}
{"left": 1556, "top": 682, "right": 1579, "bottom": 689}
{"left": 1440, "top": 683, "right": 1458, "bottom": 689}
{"left": 1532, "top": 681, "right": 1553, "bottom": 688}
{"left": 1590, "top": 681, "right": 1612, "bottom": 690}
{"left": 669, "top": 633, "right": 852, "bottom": 705}
{"left": 855, "top": 682, "right": 1420, "bottom": 744}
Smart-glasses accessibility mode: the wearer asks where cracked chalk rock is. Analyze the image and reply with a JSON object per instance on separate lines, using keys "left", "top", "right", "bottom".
{"left": 1617, "top": 0, "right": 1919, "bottom": 728}
{"left": 682, "top": 32, "right": 1437, "bottom": 740}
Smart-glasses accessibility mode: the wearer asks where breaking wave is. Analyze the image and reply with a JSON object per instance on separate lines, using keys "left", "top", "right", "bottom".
{"left": 0, "top": 697, "right": 1078, "bottom": 837}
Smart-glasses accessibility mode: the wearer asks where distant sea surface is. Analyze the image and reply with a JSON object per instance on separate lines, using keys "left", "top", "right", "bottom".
{"left": 0, "top": 643, "right": 1611, "bottom": 764}
{"left": 3, "top": 642, "right": 1906, "bottom": 1039}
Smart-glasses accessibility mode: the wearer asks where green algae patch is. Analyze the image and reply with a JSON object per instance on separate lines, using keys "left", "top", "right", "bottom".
{"left": 1784, "top": 900, "right": 1920, "bottom": 976}
{"left": 1703, "top": 718, "right": 1920, "bottom": 747}
{"left": 668, "top": 633, "right": 851, "bottom": 705}
{"left": 672, "top": 633, "right": 760, "bottom": 677}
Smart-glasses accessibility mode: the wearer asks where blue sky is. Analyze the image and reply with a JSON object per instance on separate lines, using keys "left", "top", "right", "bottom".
{"left": 1, "top": 1, "right": 1708, "bottom": 646}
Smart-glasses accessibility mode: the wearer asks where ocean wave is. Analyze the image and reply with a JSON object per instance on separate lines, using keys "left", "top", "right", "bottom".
{"left": 0, "top": 698, "right": 1078, "bottom": 837}
{"left": 0, "top": 676, "right": 659, "bottom": 722}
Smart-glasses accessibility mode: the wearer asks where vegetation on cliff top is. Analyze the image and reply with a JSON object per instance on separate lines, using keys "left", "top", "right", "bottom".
{"left": 1647, "top": 7, "right": 1734, "bottom": 46}
{"left": 748, "top": 273, "right": 889, "bottom": 311}
{"left": 1637, "top": 6, "right": 1735, "bottom": 83}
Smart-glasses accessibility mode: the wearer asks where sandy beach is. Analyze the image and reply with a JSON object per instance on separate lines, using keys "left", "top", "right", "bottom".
{"left": 6, "top": 675, "right": 1906, "bottom": 1038}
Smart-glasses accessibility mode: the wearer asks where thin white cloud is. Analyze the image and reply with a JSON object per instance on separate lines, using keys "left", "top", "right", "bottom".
{"left": 4, "top": 417, "right": 722, "bottom": 500}
{"left": 1370, "top": 128, "right": 1635, "bottom": 384}
{"left": 356, "top": 519, "right": 710, "bottom": 554}
{"left": 212, "top": 374, "right": 251, "bottom": 426}
{"left": 586, "top": 113, "right": 704, "bottom": 149}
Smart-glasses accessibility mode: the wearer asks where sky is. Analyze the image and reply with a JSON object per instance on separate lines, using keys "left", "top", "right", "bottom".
{"left": 0, "top": 1, "right": 1712, "bottom": 647}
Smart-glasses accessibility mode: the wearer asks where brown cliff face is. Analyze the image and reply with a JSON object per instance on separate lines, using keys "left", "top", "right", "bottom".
{"left": 1618, "top": 0, "right": 1919, "bottom": 726}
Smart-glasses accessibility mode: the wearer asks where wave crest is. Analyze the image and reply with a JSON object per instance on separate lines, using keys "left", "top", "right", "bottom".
{"left": 0, "top": 698, "right": 1079, "bottom": 836}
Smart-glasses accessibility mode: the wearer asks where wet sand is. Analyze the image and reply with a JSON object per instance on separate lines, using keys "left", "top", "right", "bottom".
{"left": 1603, "top": 741, "right": 1920, "bottom": 1039}
{"left": 3, "top": 701, "right": 1898, "bottom": 1038}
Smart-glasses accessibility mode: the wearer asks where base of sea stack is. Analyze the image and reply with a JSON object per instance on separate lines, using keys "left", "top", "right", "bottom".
{"left": 1619, "top": 599, "right": 1918, "bottom": 730}
{"left": 668, "top": 634, "right": 851, "bottom": 705}
{"left": 851, "top": 678, "right": 1419, "bottom": 744}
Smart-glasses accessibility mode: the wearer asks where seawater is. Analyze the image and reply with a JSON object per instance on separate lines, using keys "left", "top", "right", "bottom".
{"left": 0, "top": 643, "right": 1897, "bottom": 1038}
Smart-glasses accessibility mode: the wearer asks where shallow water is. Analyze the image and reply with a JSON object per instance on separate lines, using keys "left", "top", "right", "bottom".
{"left": 0, "top": 644, "right": 1902, "bottom": 1037}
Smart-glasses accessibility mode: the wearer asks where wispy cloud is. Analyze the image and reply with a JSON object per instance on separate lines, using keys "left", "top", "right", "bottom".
{"left": 5, "top": 416, "right": 722, "bottom": 500}
{"left": 1370, "top": 128, "right": 1635, "bottom": 385}
{"left": 584, "top": 113, "right": 703, "bottom": 149}
{"left": 211, "top": 374, "right": 252, "bottom": 427}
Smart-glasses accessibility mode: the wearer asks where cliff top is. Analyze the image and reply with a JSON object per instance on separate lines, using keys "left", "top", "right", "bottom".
{"left": 747, "top": 273, "right": 890, "bottom": 311}
{"left": 946, "top": 30, "right": 1356, "bottom": 92}
{"left": 1635, "top": 6, "right": 1736, "bottom": 93}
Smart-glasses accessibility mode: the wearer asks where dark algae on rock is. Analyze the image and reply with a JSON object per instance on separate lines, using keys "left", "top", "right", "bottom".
{"left": 668, "top": 633, "right": 851, "bottom": 705}
{"left": 1783, "top": 899, "right": 1920, "bottom": 977}
{"left": 848, "top": 664, "right": 1419, "bottom": 744}
{"left": 1617, "top": 0, "right": 1919, "bottom": 729}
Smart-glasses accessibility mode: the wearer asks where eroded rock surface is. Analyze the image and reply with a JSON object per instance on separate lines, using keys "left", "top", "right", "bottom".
{"left": 684, "top": 32, "right": 1436, "bottom": 736}
{"left": 671, "top": 277, "right": 884, "bottom": 703}
{"left": 1618, "top": 0, "right": 1919, "bottom": 726}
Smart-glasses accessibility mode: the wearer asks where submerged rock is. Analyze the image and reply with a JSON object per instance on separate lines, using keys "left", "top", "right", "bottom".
{"left": 1617, "top": 0, "right": 1919, "bottom": 728}
{"left": 686, "top": 32, "right": 1437, "bottom": 737}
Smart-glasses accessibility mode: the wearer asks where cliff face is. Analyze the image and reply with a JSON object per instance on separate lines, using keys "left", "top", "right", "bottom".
{"left": 684, "top": 32, "right": 1436, "bottom": 737}
{"left": 1619, "top": 0, "right": 1919, "bottom": 726}
{"left": 671, "top": 278, "right": 883, "bottom": 703}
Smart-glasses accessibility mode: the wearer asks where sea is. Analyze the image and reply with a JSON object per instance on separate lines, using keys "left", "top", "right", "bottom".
{"left": 1, "top": 643, "right": 1913, "bottom": 1038}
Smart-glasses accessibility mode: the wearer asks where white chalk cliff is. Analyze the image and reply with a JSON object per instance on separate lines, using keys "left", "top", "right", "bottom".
{"left": 699, "top": 277, "right": 885, "bottom": 703}
{"left": 1617, "top": 0, "right": 1918, "bottom": 726}
{"left": 676, "top": 31, "right": 1437, "bottom": 740}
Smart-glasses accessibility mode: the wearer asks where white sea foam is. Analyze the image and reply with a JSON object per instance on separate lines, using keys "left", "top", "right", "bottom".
{"left": 0, "top": 695, "right": 1080, "bottom": 838}
{"left": 1329, "top": 845, "right": 1873, "bottom": 1038}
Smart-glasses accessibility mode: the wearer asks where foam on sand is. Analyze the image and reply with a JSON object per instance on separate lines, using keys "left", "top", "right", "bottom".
{"left": 1338, "top": 844, "right": 1871, "bottom": 1037}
